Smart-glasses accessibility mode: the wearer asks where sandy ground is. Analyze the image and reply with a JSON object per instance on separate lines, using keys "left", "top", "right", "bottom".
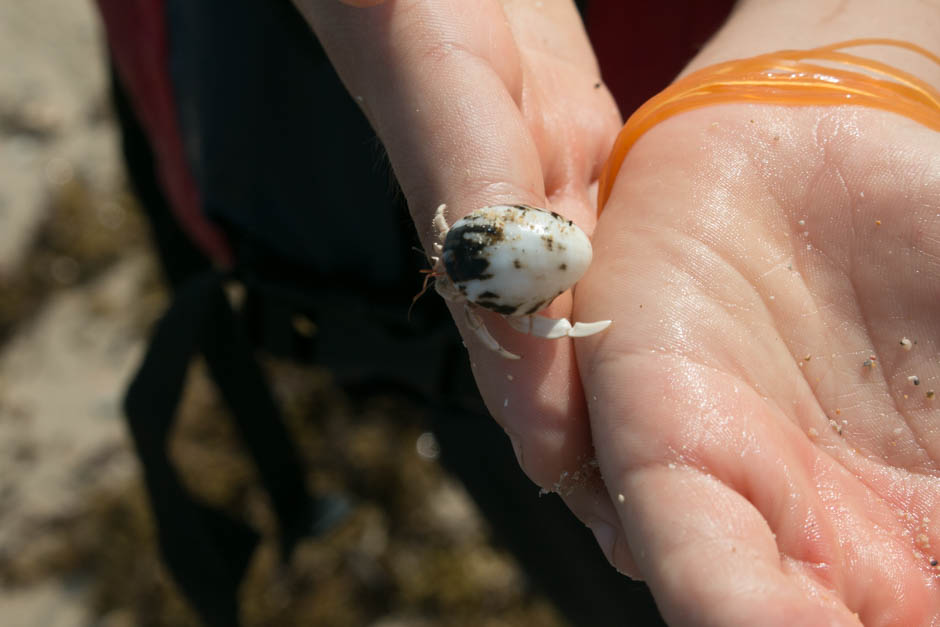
{"left": 0, "top": 3, "right": 567, "bottom": 626}
{"left": 0, "top": 1, "right": 143, "bottom": 623}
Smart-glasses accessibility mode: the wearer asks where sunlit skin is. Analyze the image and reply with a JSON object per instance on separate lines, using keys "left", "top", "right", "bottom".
{"left": 575, "top": 39, "right": 940, "bottom": 625}
{"left": 297, "top": 1, "right": 940, "bottom": 623}
{"left": 578, "top": 102, "right": 940, "bottom": 623}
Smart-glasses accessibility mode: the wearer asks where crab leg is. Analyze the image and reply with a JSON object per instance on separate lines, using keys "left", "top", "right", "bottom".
{"left": 464, "top": 305, "right": 521, "bottom": 360}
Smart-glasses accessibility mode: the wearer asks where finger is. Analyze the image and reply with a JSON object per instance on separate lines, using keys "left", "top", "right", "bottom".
{"left": 581, "top": 345, "right": 861, "bottom": 621}
{"left": 295, "top": 0, "right": 614, "bottom": 249}
{"left": 296, "top": 0, "right": 545, "bottom": 232}
{"left": 498, "top": 0, "right": 620, "bottom": 225}
{"left": 561, "top": 477, "right": 642, "bottom": 579}
{"left": 611, "top": 463, "right": 862, "bottom": 627}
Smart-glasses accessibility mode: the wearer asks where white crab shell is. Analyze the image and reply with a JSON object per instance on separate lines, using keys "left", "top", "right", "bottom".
{"left": 440, "top": 204, "right": 593, "bottom": 316}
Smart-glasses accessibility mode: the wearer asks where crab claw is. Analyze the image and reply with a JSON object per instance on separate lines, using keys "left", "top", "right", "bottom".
{"left": 569, "top": 320, "right": 613, "bottom": 337}
{"left": 507, "top": 315, "right": 611, "bottom": 339}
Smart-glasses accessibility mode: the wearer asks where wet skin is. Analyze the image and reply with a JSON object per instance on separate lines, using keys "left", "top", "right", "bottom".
{"left": 296, "top": 0, "right": 940, "bottom": 623}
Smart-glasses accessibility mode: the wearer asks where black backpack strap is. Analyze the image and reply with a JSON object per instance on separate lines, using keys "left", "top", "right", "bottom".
{"left": 199, "top": 277, "right": 316, "bottom": 560}
{"left": 124, "top": 269, "right": 321, "bottom": 627}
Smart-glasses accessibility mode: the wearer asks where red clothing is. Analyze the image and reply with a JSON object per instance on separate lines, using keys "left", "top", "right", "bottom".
{"left": 587, "top": 0, "right": 735, "bottom": 116}
{"left": 96, "top": 0, "right": 232, "bottom": 266}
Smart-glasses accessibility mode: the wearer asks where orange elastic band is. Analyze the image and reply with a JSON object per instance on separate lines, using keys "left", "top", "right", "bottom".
{"left": 597, "top": 38, "right": 940, "bottom": 214}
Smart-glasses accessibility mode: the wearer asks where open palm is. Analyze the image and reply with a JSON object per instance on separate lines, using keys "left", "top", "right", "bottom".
{"left": 576, "top": 105, "right": 940, "bottom": 625}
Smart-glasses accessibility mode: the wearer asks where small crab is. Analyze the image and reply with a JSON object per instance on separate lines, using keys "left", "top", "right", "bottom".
{"left": 430, "top": 203, "right": 611, "bottom": 359}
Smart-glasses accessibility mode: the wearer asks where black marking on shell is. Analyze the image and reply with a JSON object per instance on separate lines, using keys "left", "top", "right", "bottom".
{"left": 548, "top": 209, "right": 573, "bottom": 226}
{"left": 478, "top": 291, "right": 499, "bottom": 299}
{"left": 476, "top": 301, "right": 520, "bottom": 315}
{"left": 559, "top": 263, "right": 567, "bottom": 271}
{"left": 541, "top": 235, "right": 554, "bottom": 251}
{"left": 524, "top": 300, "right": 547, "bottom": 315}
{"left": 443, "top": 222, "right": 504, "bottom": 282}
{"left": 513, "top": 259, "right": 523, "bottom": 269}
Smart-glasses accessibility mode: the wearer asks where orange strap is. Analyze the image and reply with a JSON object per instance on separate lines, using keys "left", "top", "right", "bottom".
{"left": 597, "top": 38, "right": 940, "bottom": 214}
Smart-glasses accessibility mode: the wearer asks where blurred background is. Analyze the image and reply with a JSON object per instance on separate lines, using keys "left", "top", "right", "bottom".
{"left": 0, "top": 2, "right": 573, "bottom": 625}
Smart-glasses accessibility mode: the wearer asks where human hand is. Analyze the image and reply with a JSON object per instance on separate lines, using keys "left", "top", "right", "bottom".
{"left": 574, "top": 87, "right": 940, "bottom": 627}
{"left": 293, "top": 0, "right": 623, "bottom": 524}
{"left": 300, "top": 0, "right": 940, "bottom": 622}
{"left": 566, "top": 1, "right": 940, "bottom": 622}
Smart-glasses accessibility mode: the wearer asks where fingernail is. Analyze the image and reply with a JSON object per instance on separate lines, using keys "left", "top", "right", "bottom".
{"left": 590, "top": 521, "right": 618, "bottom": 561}
{"left": 506, "top": 430, "right": 524, "bottom": 467}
